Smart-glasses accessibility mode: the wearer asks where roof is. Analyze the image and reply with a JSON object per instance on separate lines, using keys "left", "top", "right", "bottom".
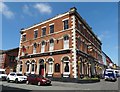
{"left": 2, "top": 47, "right": 19, "bottom": 54}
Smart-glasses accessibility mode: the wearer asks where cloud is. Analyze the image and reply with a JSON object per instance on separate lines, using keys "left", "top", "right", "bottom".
{"left": 34, "top": 3, "right": 52, "bottom": 14}
{"left": 22, "top": 5, "right": 32, "bottom": 16}
{"left": 0, "top": 2, "right": 14, "bottom": 19}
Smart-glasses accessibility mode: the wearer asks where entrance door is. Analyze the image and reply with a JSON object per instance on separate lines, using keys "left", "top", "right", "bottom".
{"left": 39, "top": 59, "right": 44, "bottom": 76}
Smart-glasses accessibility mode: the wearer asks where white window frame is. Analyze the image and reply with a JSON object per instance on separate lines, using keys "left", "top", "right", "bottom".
{"left": 34, "top": 29, "right": 38, "bottom": 39}
{"left": 63, "top": 61, "right": 70, "bottom": 76}
{"left": 41, "top": 41, "right": 45, "bottom": 53}
{"left": 48, "top": 62, "right": 53, "bottom": 75}
{"left": 26, "top": 62, "right": 30, "bottom": 74}
{"left": 33, "top": 45, "right": 37, "bottom": 54}
{"left": 49, "top": 24, "right": 54, "bottom": 34}
{"left": 31, "top": 62, "right": 36, "bottom": 74}
{"left": 21, "top": 52, "right": 25, "bottom": 56}
{"left": 64, "top": 36, "right": 69, "bottom": 49}
{"left": 49, "top": 39, "right": 54, "bottom": 51}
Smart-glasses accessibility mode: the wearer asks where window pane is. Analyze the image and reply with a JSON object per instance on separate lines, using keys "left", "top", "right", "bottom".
{"left": 20, "top": 65, "right": 22, "bottom": 71}
{"left": 22, "top": 35, "right": 26, "bottom": 41}
{"left": 32, "top": 64, "right": 34, "bottom": 72}
{"left": 50, "top": 25, "right": 54, "bottom": 33}
{"left": 42, "top": 28, "right": 46, "bottom": 36}
{"left": 64, "top": 62, "right": 69, "bottom": 72}
{"left": 64, "top": 20, "right": 69, "bottom": 30}
{"left": 55, "top": 63, "right": 60, "bottom": 72}
{"left": 27, "top": 64, "right": 29, "bottom": 72}
{"left": 34, "top": 31, "right": 38, "bottom": 38}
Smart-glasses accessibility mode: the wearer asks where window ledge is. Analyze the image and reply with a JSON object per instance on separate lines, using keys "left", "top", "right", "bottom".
{"left": 63, "top": 72, "right": 70, "bottom": 75}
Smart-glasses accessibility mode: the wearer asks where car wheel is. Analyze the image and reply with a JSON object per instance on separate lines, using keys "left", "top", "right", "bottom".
{"left": 15, "top": 79, "right": 18, "bottom": 83}
{"left": 7, "top": 78, "right": 10, "bottom": 83}
{"left": 37, "top": 82, "right": 41, "bottom": 86}
{"left": 26, "top": 81, "right": 29, "bottom": 85}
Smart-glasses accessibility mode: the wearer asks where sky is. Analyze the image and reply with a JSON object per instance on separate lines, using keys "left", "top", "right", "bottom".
{"left": 0, "top": 2, "right": 118, "bottom": 65}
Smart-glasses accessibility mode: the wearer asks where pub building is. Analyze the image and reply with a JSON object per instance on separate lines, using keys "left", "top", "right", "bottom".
{"left": 16, "top": 7, "right": 104, "bottom": 79}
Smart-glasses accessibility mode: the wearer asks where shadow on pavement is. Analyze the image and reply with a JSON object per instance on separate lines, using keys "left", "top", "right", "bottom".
{"left": 1, "top": 85, "right": 31, "bottom": 92}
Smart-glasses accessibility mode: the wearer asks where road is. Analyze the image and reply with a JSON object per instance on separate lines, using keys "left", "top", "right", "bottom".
{"left": 0, "top": 78, "right": 119, "bottom": 91}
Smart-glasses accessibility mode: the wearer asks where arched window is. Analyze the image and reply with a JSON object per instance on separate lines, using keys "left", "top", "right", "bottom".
{"left": 26, "top": 61, "right": 30, "bottom": 73}
{"left": 62, "top": 56, "right": 70, "bottom": 75}
{"left": 21, "top": 46, "right": 26, "bottom": 56}
{"left": 19, "top": 61, "right": 22, "bottom": 72}
{"left": 55, "top": 63, "right": 60, "bottom": 72}
{"left": 48, "top": 58, "right": 54, "bottom": 74}
{"left": 31, "top": 60, "right": 36, "bottom": 73}
{"left": 63, "top": 35, "right": 69, "bottom": 49}
{"left": 49, "top": 39, "right": 54, "bottom": 51}
{"left": 41, "top": 41, "right": 45, "bottom": 53}
{"left": 33, "top": 43, "right": 37, "bottom": 54}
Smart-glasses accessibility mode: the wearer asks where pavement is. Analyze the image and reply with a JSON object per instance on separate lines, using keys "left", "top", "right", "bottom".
{"left": 0, "top": 78, "right": 119, "bottom": 91}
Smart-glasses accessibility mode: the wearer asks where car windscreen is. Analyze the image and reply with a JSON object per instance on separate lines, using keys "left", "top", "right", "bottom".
{"left": 17, "top": 74, "right": 23, "bottom": 76}
{"left": 106, "top": 70, "right": 113, "bottom": 74}
{"left": 0, "top": 71, "right": 5, "bottom": 74}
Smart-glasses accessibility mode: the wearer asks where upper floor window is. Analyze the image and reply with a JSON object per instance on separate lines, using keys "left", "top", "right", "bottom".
{"left": 21, "top": 46, "right": 26, "bottom": 56}
{"left": 63, "top": 20, "right": 69, "bottom": 30}
{"left": 42, "top": 28, "right": 46, "bottom": 36}
{"left": 34, "top": 30, "right": 38, "bottom": 39}
{"left": 77, "top": 37, "right": 81, "bottom": 49}
{"left": 63, "top": 35, "right": 69, "bottom": 49}
{"left": 50, "top": 25, "right": 54, "bottom": 34}
{"left": 41, "top": 41, "right": 45, "bottom": 53}
{"left": 22, "top": 34, "right": 26, "bottom": 41}
{"left": 78, "top": 22, "right": 82, "bottom": 31}
{"left": 33, "top": 43, "right": 37, "bottom": 54}
{"left": 49, "top": 39, "right": 54, "bottom": 51}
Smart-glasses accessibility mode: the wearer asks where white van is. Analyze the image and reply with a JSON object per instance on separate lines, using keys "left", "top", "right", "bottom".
{"left": 0, "top": 69, "right": 7, "bottom": 81}
{"left": 104, "top": 69, "right": 117, "bottom": 82}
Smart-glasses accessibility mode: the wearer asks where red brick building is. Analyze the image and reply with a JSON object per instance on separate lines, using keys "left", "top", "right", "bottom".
{"left": 0, "top": 48, "right": 19, "bottom": 74}
{"left": 17, "top": 7, "right": 103, "bottom": 79}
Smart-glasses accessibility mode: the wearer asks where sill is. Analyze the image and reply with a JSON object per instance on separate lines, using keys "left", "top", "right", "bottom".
{"left": 31, "top": 72, "right": 35, "bottom": 74}
{"left": 48, "top": 72, "right": 53, "bottom": 75}
{"left": 63, "top": 72, "right": 70, "bottom": 75}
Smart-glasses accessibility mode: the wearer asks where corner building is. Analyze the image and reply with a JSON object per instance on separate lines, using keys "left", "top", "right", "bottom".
{"left": 17, "top": 7, "right": 103, "bottom": 79}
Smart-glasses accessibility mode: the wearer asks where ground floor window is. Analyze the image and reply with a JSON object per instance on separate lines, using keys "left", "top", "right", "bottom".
{"left": 19, "top": 61, "right": 23, "bottom": 72}
{"left": 20, "top": 64, "right": 22, "bottom": 72}
{"left": 47, "top": 58, "right": 54, "bottom": 76}
{"left": 64, "top": 62, "right": 69, "bottom": 72}
{"left": 31, "top": 60, "right": 36, "bottom": 73}
{"left": 26, "top": 61, "right": 30, "bottom": 73}
{"left": 55, "top": 63, "right": 60, "bottom": 72}
{"left": 62, "top": 56, "right": 70, "bottom": 77}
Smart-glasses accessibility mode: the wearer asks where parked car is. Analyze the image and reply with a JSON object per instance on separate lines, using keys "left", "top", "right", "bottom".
{"left": 114, "top": 70, "right": 120, "bottom": 78}
{"left": 7, "top": 72, "right": 27, "bottom": 83}
{"left": 0, "top": 69, "right": 7, "bottom": 81}
{"left": 26, "top": 74, "right": 51, "bottom": 86}
{"left": 104, "top": 69, "right": 117, "bottom": 82}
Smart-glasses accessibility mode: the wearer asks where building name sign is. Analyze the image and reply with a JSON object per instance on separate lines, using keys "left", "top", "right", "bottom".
{"left": 20, "top": 50, "right": 71, "bottom": 59}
